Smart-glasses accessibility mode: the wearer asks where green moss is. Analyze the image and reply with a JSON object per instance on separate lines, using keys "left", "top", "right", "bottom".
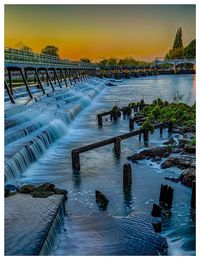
{"left": 141, "top": 119, "right": 155, "bottom": 134}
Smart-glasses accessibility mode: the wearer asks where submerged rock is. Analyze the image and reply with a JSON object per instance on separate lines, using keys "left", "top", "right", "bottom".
{"left": 35, "top": 183, "right": 55, "bottom": 192}
{"left": 181, "top": 168, "right": 196, "bottom": 187}
{"left": 128, "top": 146, "right": 171, "bottom": 161}
{"left": 161, "top": 155, "right": 195, "bottom": 169}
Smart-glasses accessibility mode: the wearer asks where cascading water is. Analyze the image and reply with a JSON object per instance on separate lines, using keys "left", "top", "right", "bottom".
{"left": 5, "top": 75, "right": 196, "bottom": 255}
{"left": 5, "top": 78, "right": 106, "bottom": 182}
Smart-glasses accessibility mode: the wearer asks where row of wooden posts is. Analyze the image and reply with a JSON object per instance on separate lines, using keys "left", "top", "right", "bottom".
{"left": 71, "top": 122, "right": 168, "bottom": 171}
{"left": 5, "top": 67, "right": 96, "bottom": 104}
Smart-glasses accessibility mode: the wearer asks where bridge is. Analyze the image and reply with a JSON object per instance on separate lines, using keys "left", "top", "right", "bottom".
{"left": 154, "top": 57, "right": 196, "bottom": 66}
{"left": 4, "top": 48, "right": 97, "bottom": 104}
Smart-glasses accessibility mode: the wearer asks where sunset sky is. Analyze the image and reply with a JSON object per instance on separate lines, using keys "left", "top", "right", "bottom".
{"left": 4, "top": 5, "right": 195, "bottom": 61}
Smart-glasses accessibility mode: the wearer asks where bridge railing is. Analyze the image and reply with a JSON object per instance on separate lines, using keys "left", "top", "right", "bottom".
{"left": 4, "top": 47, "right": 97, "bottom": 69}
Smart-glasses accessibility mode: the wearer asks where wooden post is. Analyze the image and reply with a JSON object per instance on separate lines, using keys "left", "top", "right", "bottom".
{"left": 123, "top": 163, "right": 132, "bottom": 188}
{"left": 114, "top": 137, "right": 121, "bottom": 156}
{"left": 151, "top": 203, "right": 162, "bottom": 217}
{"left": 139, "top": 133, "right": 141, "bottom": 141}
{"left": 60, "top": 69, "right": 68, "bottom": 87}
{"left": 72, "top": 150, "right": 80, "bottom": 171}
{"left": 160, "top": 127, "right": 163, "bottom": 137}
{"left": 168, "top": 122, "right": 173, "bottom": 134}
{"left": 97, "top": 114, "right": 103, "bottom": 126}
{"left": 129, "top": 117, "right": 134, "bottom": 130}
{"left": 143, "top": 130, "right": 149, "bottom": 143}
{"left": 54, "top": 69, "right": 62, "bottom": 88}
{"left": 159, "top": 184, "right": 174, "bottom": 209}
{"left": 191, "top": 181, "right": 196, "bottom": 209}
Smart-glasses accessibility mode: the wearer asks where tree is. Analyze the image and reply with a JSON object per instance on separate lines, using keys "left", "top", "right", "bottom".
{"left": 184, "top": 39, "right": 196, "bottom": 59}
{"left": 80, "top": 58, "right": 91, "bottom": 63}
{"left": 15, "top": 42, "right": 33, "bottom": 52}
{"left": 173, "top": 27, "right": 183, "bottom": 50}
{"left": 107, "top": 58, "right": 117, "bottom": 66}
{"left": 41, "top": 45, "right": 59, "bottom": 57}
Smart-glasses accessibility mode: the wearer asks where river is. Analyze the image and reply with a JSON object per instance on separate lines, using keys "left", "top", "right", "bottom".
{"left": 5, "top": 74, "right": 196, "bottom": 255}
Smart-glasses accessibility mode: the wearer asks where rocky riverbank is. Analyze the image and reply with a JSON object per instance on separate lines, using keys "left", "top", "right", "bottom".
{"left": 128, "top": 127, "right": 196, "bottom": 188}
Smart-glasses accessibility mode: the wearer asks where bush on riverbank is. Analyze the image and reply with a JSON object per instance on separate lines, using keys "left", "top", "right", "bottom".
{"left": 139, "top": 98, "right": 195, "bottom": 128}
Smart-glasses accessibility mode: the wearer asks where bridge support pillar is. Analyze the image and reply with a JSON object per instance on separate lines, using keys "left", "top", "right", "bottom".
{"left": 5, "top": 79, "right": 15, "bottom": 103}
{"left": 19, "top": 68, "right": 33, "bottom": 99}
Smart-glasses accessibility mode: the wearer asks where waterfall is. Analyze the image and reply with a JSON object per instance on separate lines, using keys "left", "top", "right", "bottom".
{"left": 5, "top": 79, "right": 106, "bottom": 183}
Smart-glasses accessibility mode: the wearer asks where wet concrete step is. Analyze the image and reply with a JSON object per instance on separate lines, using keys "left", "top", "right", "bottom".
{"left": 5, "top": 193, "right": 65, "bottom": 256}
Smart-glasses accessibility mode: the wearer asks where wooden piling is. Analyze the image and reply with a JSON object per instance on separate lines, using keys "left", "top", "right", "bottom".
{"left": 151, "top": 203, "right": 162, "bottom": 217}
{"left": 72, "top": 150, "right": 80, "bottom": 171}
{"left": 97, "top": 114, "right": 103, "bottom": 126}
{"left": 114, "top": 137, "right": 121, "bottom": 156}
{"left": 191, "top": 180, "right": 196, "bottom": 209}
{"left": 143, "top": 130, "right": 149, "bottom": 143}
{"left": 160, "top": 127, "right": 163, "bottom": 137}
{"left": 159, "top": 184, "right": 174, "bottom": 209}
{"left": 129, "top": 117, "right": 134, "bottom": 130}
{"left": 123, "top": 163, "right": 132, "bottom": 188}
{"left": 168, "top": 122, "right": 173, "bottom": 134}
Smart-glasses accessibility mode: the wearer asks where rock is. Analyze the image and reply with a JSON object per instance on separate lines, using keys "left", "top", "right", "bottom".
{"left": 54, "top": 188, "right": 68, "bottom": 197}
{"left": 161, "top": 155, "right": 195, "bottom": 169}
{"left": 95, "top": 190, "right": 109, "bottom": 209}
{"left": 163, "top": 137, "right": 176, "bottom": 145}
{"left": 31, "top": 191, "right": 54, "bottom": 198}
{"left": 172, "top": 147, "right": 183, "bottom": 153}
{"left": 18, "top": 184, "right": 35, "bottom": 194}
{"left": 128, "top": 153, "right": 145, "bottom": 160}
{"left": 184, "top": 144, "right": 196, "bottom": 154}
{"left": 181, "top": 168, "right": 196, "bottom": 187}
{"left": 151, "top": 204, "right": 162, "bottom": 217}
{"left": 35, "top": 183, "right": 55, "bottom": 192}
{"left": 183, "top": 133, "right": 195, "bottom": 139}
{"left": 128, "top": 146, "right": 172, "bottom": 161}
{"left": 164, "top": 174, "right": 183, "bottom": 183}
{"left": 5, "top": 184, "right": 18, "bottom": 192}
{"left": 5, "top": 189, "right": 10, "bottom": 197}
{"left": 151, "top": 157, "right": 162, "bottom": 163}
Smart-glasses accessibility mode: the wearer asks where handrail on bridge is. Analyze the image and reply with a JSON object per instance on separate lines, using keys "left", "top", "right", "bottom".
{"left": 4, "top": 47, "right": 97, "bottom": 69}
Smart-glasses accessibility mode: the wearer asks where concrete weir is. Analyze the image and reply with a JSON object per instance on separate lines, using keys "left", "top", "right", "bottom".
{"left": 5, "top": 193, "right": 65, "bottom": 256}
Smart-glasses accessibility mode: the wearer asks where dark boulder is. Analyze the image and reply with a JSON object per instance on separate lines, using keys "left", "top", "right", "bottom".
{"left": 161, "top": 155, "right": 195, "bottom": 169}
{"left": 128, "top": 146, "right": 172, "bottom": 161}
{"left": 18, "top": 184, "right": 35, "bottom": 194}
{"left": 35, "top": 182, "right": 55, "bottom": 192}
{"left": 181, "top": 168, "right": 196, "bottom": 187}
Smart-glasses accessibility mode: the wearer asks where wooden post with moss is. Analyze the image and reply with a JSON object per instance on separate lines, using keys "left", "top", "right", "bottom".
{"left": 123, "top": 163, "right": 132, "bottom": 188}
{"left": 168, "top": 122, "right": 173, "bottom": 134}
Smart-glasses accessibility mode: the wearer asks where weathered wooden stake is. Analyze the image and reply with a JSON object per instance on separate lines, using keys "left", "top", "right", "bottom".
{"left": 129, "top": 117, "right": 134, "bottom": 130}
{"left": 139, "top": 133, "right": 142, "bottom": 141}
{"left": 123, "top": 163, "right": 132, "bottom": 188}
{"left": 114, "top": 137, "right": 121, "bottom": 156}
{"left": 97, "top": 114, "right": 103, "bottom": 126}
{"left": 191, "top": 180, "right": 196, "bottom": 209}
{"left": 143, "top": 130, "right": 149, "bottom": 143}
{"left": 151, "top": 203, "right": 162, "bottom": 217}
{"left": 168, "top": 122, "right": 173, "bottom": 134}
{"left": 160, "top": 127, "right": 163, "bottom": 137}
{"left": 159, "top": 184, "right": 174, "bottom": 209}
{"left": 72, "top": 150, "right": 80, "bottom": 171}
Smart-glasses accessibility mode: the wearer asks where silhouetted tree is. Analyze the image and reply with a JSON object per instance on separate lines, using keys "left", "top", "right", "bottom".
{"left": 184, "top": 39, "right": 196, "bottom": 59}
{"left": 173, "top": 27, "right": 183, "bottom": 50}
{"left": 41, "top": 45, "right": 59, "bottom": 57}
{"left": 80, "top": 58, "right": 91, "bottom": 63}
